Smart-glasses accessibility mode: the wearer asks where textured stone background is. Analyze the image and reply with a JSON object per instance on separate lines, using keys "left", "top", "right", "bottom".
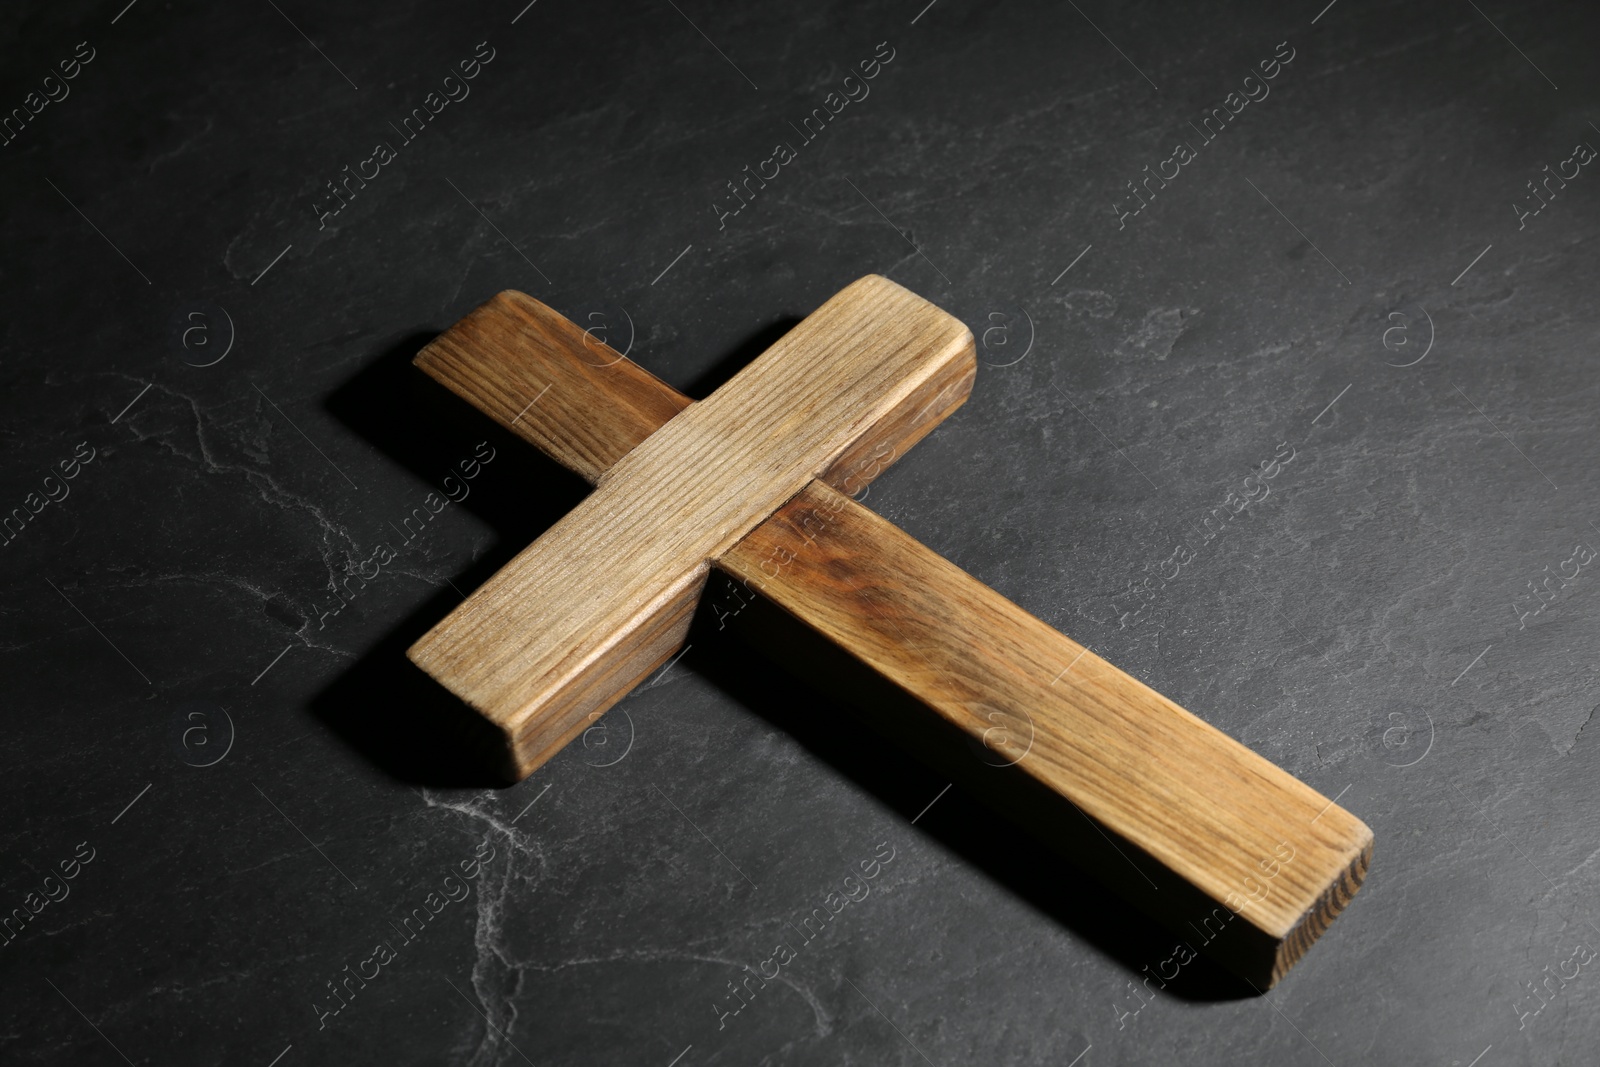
{"left": 3, "top": 0, "right": 1599, "bottom": 1064}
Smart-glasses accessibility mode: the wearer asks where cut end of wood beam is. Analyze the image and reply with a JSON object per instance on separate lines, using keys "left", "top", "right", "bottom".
{"left": 1268, "top": 832, "right": 1372, "bottom": 987}
{"left": 715, "top": 480, "right": 1374, "bottom": 987}
{"left": 401, "top": 273, "right": 1371, "bottom": 987}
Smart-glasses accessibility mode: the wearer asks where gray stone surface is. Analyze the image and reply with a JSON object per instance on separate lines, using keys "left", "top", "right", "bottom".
{"left": 3, "top": 0, "right": 1599, "bottom": 1064}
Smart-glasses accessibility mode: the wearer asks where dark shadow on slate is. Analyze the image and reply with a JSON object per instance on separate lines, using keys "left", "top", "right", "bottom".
{"left": 323, "top": 329, "right": 593, "bottom": 536}
{"left": 678, "top": 318, "right": 800, "bottom": 399}
{"left": 309, "top": 585, "right": 510, "bottom": 788}
{"left": 300, "top": 313, "right": 800, "bottom": 790}
{"left": 304, "top": 314, "right": 801, "bottom": 785}
{"left": 679, "top": 576, "right": 1256, "bottom": 1004}
{"left": 317, "top": 318, "right": 1253, "bottom": 998}
{"left": 308, "top": 330, "right": 591, "bottom": 788}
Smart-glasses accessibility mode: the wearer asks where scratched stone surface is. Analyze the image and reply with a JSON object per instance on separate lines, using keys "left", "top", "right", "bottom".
{"left": 3, "top": 0, "right": 1600, "bottom": 1064}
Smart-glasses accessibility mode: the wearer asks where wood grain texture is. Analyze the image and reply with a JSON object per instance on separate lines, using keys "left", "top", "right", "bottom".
{"left": 415, "top": 289, "right": 691, "bottom": 485}
{"left": 413, "top": 288, "right": 976, "bottom": 498}
{"left": 407, "top": 275, "right": 1372, "bottom": 985}
{"left": 716, "top": 480, "right": 1372, "bottom": 988}
{"left": 408, "top": 275, "right": 976, "bottom": 778}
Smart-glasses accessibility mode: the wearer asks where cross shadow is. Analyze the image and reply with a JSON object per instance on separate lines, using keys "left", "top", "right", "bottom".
{"left": 679, "top": 318, "right": 799, "bottom": 398}
{"left": 313, "top": 329, "right": 591, "bottom": 787}
{"left": 304, "top": 317, "right": 800, "bottom": 787}
{"left": 682, "top": 582, "right": 1255, "bottom": 1004}
{"left": 313, "top": 316, "right": 1256, "bottom": 1001}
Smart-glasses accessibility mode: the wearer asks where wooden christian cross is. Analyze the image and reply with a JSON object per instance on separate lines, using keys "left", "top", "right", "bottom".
{"left": 408, "top": 275, "right": 1371, "bottom": 987}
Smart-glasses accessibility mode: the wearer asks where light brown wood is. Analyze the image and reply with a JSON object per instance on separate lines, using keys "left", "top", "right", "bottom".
{"left": 413, "top": 289, "right": 977, "bottom": 500}
{"left": 415, "top": 290, "right": 691, "bottom": 485}
{"left": 408, "top": 276, "right": 976, "bottom": 779}
{"left": 718, "top": 481, "right": 1371, "bottom": 988}
{"left": 406, "top": 276, "right": 1373, "bottom": 987}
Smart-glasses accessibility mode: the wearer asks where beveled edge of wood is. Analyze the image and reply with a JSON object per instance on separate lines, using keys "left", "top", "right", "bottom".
{"left": 404, "top": 277, "right": 1375, "bottom": 987}
{"left": 711, "top": 479, "right": 1377, "bottom": 987}
{"left": 407, "top": 275, "right": 976, "bottom": 777}
{"left": 1267, "top": 828, "right": 1373, "bottom": 988}
{"left": 499, "top": 569, "right": 705, "bottom": 780}
{"left": 414, "top": 282, "right": 977, "bottom": 502}
{"left": 818, "top": 340, "right": 976, "bottom": 496}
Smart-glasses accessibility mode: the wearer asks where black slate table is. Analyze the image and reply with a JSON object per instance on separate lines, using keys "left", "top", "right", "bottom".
{"left": 4, "top": 1, "right": 1599, "bottom": 1064}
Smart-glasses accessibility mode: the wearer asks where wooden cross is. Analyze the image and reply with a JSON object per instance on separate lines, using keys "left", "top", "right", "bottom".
{"left": 407, "top": 275, "right": 1371, "bottom": 988}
